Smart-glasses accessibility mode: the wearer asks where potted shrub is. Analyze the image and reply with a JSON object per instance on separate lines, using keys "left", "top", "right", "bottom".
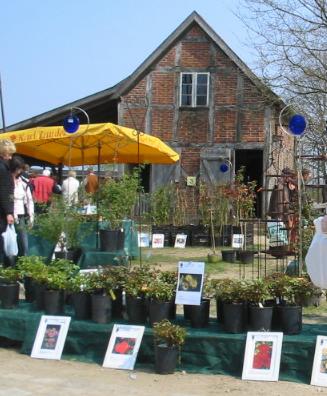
{"left": 244, "top": 279, "right": 273, "bottom": 331}
{"left": 43, "top": 267, "right": 69, "bottom": 315}
{"left": 32, "top": 197, "right": 87, "bottom": 263}
{"left": 66, "top": 273, "right": 93, "bottom": 320}
{"left": 267, "top": 273, "right": 302, "bottom": 334}
{"left": 187, "top": 277, "right": 211, "bottom": 328}
{"left": 102, "top": 266, "right": 129, "bottom": 318}
{"left": 211, "top": 278, "right": 234, "bottom": 324}
{"left": 153, "top": 319, "right": 187, "bottom": 374}
{"left": 158, "top": 270, "right": 178, "bottom": 320}
{"left": 87, "top": 271, "right": 116, "bottom": 324}
{"left": 218, "top": 279, "right": 248, "bottom": 333}
{"left": 97, "top": 170, "right": 139, "bottom": 251}
{"left": 16, "top": 255, "right": 47, "bottom": 302}
{"left": 0, "top": 267, "right": 21, "bottom": 309}
{"left": 146, "top": 278, "right": 175, "bottom": 326}
{"left": 124, "top": 264, "right": 156, "bottom": 324}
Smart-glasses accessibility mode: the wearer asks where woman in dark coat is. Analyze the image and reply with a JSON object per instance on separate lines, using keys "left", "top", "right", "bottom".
{"left": 0, "top": 139, "right": 16, "bottom": 265}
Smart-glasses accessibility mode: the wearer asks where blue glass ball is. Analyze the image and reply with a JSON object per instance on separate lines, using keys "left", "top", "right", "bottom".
{"left": 288, "top": 114, "right": 306, "bottom": 136}
{"left": 220, "top": 163, "right": 229, "bottom": 173}
{"left": 63, "top": 115, "right": 80, "bottom": 133}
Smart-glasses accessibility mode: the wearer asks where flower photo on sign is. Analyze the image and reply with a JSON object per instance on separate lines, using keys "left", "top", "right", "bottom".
{"left": 320, "top": 347, "right": 327, "bottom": 373}
{"left": 112, "top": 337, "right": 136, "bottom": 355}
{"left": 252, "top": 341, "right": 273, "bottom": 370}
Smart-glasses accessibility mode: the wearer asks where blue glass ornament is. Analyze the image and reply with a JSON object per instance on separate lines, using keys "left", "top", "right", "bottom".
{"left": 220, "top": 163, "right": 229, "bottom": 173}
{"left": 63, "top": 115, "right": 80, "bottom": 133}
{"left": 288, "top": 114, "right": 306, "bottom": 136}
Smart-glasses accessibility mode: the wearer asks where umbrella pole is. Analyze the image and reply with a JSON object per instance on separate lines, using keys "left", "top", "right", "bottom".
{"left": 96, "top": 142, "right": 101, "bottom": 249}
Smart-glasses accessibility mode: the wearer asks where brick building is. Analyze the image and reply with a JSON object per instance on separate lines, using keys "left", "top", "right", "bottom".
{"left": 5, "top": 12, "right": 294, "bottom": 219}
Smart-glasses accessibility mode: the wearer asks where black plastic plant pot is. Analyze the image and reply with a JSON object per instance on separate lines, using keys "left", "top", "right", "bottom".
{"left": 183, "top": 304, "right": 192, "bottom": 321}
{"left": 23, "top": 276, "right": 35, "bottom": 303}
{"left": 238, "top": 250, "right": 255, "bottom": 264}
{"left": 0, "top": 282, "right": 19, "bottom": 309}
{"left": 221, "top": 250, "right": 236, "bottom": 263}
{"left": 148, "top": 299, "right": 171, "bottom": 327}
{"left": 91, "top": 294, "right": 112, "bottom": 324}
{"left": 72, "top": 292, "right": 92, "bottom": 320}
{"left": 34, "top": 282, "right": 46, "bottom": 311}
{"left": 112, "top": 288, "right": 124, "bottom": 319}
{"left": 276, "top": 304, "right": 302, "bottom": 335}
{"left": 43, "top": 289, "right": 65, "bottom": 315}
{"left": 99, "top": 229, "right": 125, "bottom": 252}
{"left": 154, "top": 344, "right": 179, "bottom": 374}
{"left": 189, "top": 298, "right": 210, "bottom": 328}
{"left": 248, "top": 304, "right": 273, "bottom": 331}
{"left": 126, "top": 295, "right": 147, "bottom": 324}
{"left": 55, "top": 248, "right": 82, "bottom": 264}
{"left": 222, "top": 302, "right": 246, "bottom": 333}
{"left": 216, "top": 298, "right": 224, "bottom": 324}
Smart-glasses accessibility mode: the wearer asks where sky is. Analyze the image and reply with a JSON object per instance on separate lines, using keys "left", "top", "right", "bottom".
{"left": 0, "top": 0, "right": 253, "bottom": 127}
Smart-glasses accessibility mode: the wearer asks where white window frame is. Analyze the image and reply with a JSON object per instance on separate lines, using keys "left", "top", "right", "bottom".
{"left": 180, "top": 72, "right": 210, "bottom": 107}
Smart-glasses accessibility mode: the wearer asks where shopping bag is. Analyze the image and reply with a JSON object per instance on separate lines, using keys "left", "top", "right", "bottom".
{"left": 1, "top": 224, "right": 18, "bottom": 256}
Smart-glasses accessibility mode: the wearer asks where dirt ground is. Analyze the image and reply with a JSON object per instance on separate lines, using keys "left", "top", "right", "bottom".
{"left": 0, "top": 348, "right": 324, "bottom": 396}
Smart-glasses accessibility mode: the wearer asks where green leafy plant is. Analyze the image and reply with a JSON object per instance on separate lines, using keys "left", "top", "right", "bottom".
{"left": 31, "top": 196, "right": 88, "bottom": 250}
{"left": 97, "top": 170, "right": 139, "bottom": 229}
{"left": 213, "top": 279, "right": 247, "bottom": 303}
{"left": 244, "top": 279, "right": 271, "bottom": 305}
{"left": 66, "top": 273, "right": 93, "bottom": 294}
{"left": 124, "top": 264, "right": 157, "bottom": 297}
{"left": 148, "top": 184, "right": 174, "bottom": 225}
{"left": 0, "top": 267, "right": 21, "bottom": 284}
{"left": 146, "top": 278, "right": 174, "bottom": 302}
{"left": 16, "top": 256, "right": 47, "bottom": 278}
{"left": 153, "top": 319, "right": 187, "bottom": 347}
{"left": 44, "top": 268, "right": 69, "bottom": 291}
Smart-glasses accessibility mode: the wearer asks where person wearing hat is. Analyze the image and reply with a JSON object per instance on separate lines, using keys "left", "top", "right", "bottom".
{"left": 32, "top": 169, "right": 56, "bottom": 213}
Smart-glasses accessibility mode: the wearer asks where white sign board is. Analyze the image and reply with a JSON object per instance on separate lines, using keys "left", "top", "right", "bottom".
{"left": 138, "top": 232, "right": 150, "bottom": 247}
{"left": 242, "top": 332, "right": 283, "bottom": 382}
{"left": 31, "top": 315, "right": 71, "bottom": 360}
{"left": 152, "top": 234, "right": 164, "bottom": 248}
{"left": 175, "top": 261, "right": 205, "bottom": 306}
{"left": 174, "top": 234, "right": 187, "bottom": 248}
{"left": 103, "top": 324, "right": 145, "bottom": 370}
{"left": 311, "top": 336, "right": 327, "bottom": 387}
{"left": 232, "top": 234, "right": 244, "bottom": 249}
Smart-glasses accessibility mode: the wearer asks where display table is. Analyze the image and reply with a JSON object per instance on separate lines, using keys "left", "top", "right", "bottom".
{"left": 0, "top": 302, "right": 324, "bottom": 384}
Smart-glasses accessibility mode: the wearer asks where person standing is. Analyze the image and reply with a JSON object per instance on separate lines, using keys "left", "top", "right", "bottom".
{"left": 9, "top": 155, "right": 34, "bottom": 265}
{"left": 62, "top": 170, "right": 80, "bottom": 206}
{"left": 32, "top": 169, "right": 55, "bottom": 213}
{"left": 0, "top": 139, "right": 16, "bottom": 265}
{"left": 84, "top": 167, "right": 99, "bottom": 194}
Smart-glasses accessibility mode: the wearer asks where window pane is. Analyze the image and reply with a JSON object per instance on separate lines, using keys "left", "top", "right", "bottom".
{"left": 182, "top": 85, "right": 192, "bottom": 95}
{"left": 197, "top": 74, "right": 208, "bottom": 84}
{"left": 182, "top": 74, "right": 193, "bottom": 84}
{"left": 181, "top": 95, "right": 192, "bottom": 106}
{"left": 197, "top": 85, "right": 207, "bottom": 95}
{"left": 196, "top": 96, "right": 207, "bottom": 106}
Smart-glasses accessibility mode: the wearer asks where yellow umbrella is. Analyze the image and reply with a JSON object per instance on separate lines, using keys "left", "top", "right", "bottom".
{"left": 0, "top": 123, "right": 179, "bottom": 166}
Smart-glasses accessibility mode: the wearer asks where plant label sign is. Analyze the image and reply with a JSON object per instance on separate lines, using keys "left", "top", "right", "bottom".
{"left": 103, "top": 324, "right": 145, "bottom": 370}
{"left": 232, "top": 234, "right": 244, "bottom": 249}
{"left": 242, "top": 332, "right": 283, "bottom": 382}
{"left": 174, "top": 234, "right": 187, "bottom": 248}
{"left": 31, "top": 315, "right": 71, "bottom": 360}
{"left": 152, "top": 233, "right": 164, "bottom": 248}
{"left": 311, "top": 336, "right": 327, "bottom": 387}
{"left": 138, "top": 232, "right": 150, "bottom": 247}
{"left": 175, "top": 261, "right": 205, "bottom": 306}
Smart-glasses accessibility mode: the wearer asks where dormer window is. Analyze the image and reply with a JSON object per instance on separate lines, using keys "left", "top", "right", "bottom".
{"left": 180, "top": 72, "right": 209, "bottom": 107}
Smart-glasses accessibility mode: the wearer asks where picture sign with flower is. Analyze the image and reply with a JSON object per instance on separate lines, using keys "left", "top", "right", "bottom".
{"left": 103, "top": 324, "right": 145, "bottom": 370}
{"left": 242, "top": 332, "right": 283, "bottom": 382}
